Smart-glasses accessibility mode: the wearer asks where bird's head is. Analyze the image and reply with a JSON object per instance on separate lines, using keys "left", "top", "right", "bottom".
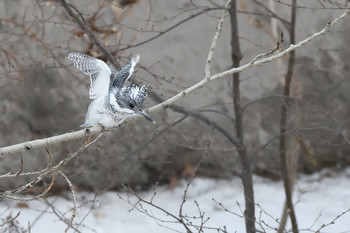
{"left": 117, "top": 84, "right": 155, "bottom": 123}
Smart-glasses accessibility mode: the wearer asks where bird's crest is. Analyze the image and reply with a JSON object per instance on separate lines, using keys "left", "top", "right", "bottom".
{"left": 128, "top": 84, "right": 148, "bottom": 105}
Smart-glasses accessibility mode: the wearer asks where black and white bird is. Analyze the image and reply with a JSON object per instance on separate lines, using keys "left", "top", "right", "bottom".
{"left": 68, "top": 53, "right": 154, "bottom": 128}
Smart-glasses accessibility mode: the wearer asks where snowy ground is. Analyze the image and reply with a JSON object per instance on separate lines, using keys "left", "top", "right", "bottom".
{"left": 1, "top": 169, "right": 350, "bottom": 233}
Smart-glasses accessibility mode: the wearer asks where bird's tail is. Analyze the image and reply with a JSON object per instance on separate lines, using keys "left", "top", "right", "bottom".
{"left": 80, "top": 121, "right": 92, "bottom": 128}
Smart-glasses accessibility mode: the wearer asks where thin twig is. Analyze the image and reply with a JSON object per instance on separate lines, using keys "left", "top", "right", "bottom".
{"left": 0, "top": 211, "right": 21, "bottom": 227}
{"left": 114, "top": 7, "right": 223, "bottom": 53}
{"left": 44, "top": 198, "right": 82, "bottom": 233}
{"left": 60, "top": 171, "right": 77, "bottom": 233}
{"left": 205, "top": 0, "right": 231, "bottom": 79}
{"left": 59, "top": 0, "right": 121, "bottom": 69}
{"left": 315, "top": 208, "right": 350, "bottom": 233}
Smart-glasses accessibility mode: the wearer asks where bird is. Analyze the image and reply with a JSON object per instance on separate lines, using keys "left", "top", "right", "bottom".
{"left": 68, "top": 52, "right": 155, "bottom": 128}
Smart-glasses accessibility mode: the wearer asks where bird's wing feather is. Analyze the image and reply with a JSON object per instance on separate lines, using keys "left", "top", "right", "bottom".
{"left": 111, "top": 54, "right": 140, "bottom": 90}
{"left": 68, "top": 53, "right": 112, "bottom": 99}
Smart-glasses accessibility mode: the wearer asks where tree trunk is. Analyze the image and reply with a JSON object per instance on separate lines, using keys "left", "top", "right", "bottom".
{"left": 229, "top": 2, "right": 256, "bottom": 233}
{"left": 278, "top": 0, "right": 299, "bottom": 232}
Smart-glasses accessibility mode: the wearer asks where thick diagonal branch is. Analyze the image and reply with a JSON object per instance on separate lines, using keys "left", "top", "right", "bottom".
{"left": 0, "top": 9, "right": 348, "bottom": 155}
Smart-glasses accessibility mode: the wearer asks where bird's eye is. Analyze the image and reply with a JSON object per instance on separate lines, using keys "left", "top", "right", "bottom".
{"left": 129, "top": 103, "right": 135, "bottom": 108}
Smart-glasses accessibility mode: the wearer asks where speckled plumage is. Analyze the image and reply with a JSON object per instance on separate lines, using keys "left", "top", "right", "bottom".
{"left": 68, "top": 53, "right": 154, "bottom": 127}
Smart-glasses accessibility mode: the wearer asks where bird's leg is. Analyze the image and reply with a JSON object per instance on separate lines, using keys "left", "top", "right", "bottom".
{"left": 98, "top": 113, "right": 118, "bottom": 129}
{"left": 98, "top": 122, "right": 107, "bottom": 131}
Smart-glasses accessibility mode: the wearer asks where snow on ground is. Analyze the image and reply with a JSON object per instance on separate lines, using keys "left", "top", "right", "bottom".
{"left": 1, "top": 169, "right": 350, "bottom": 233}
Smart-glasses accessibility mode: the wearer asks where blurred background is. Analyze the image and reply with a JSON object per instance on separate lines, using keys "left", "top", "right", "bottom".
{"left": 0, "top": 0, "right": 350, "bottom": 192}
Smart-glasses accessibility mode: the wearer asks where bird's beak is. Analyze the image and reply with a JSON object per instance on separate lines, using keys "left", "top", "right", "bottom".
{"left": 138, "top": 110, "right": 156, "bottom": 124}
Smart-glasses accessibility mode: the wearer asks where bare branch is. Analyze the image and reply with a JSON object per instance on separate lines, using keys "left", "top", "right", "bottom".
{"left": 315, "top": 208, "right": 350, "bottom": 233}
{"left": 43, "top": 198, "right": 83, "bottom": 233}
{"left": 0, "top": 128, "right": 101, "bottom": 155}
{"left": 59, "top": 0, "right": 121, "bottom": 69}
{"left": 60, "top": 171, "right": 77, "bottom": 233}
{"left": 205, "top": 0, "right": 231, "bottom": 79}
{"left": 0, "top": 9, "right": 348, "bottom": 156}
{"left": 0, "top": 211, "right": 21, "bottom": 227}
{"left": 0, "top": 134, "right": 102, "bottom": 198}
{"left": 114, "top": 7, "right": 223, "bottom": 53}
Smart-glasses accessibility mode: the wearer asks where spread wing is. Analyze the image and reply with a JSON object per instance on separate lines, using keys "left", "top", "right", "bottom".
{"left": 68, "top": 53, "right": 112, "bottom": 99}
{"left": 111, "top": 54, "right": 140, "bottom": 90}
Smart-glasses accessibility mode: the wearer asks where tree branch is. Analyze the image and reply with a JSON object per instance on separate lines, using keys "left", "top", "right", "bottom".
{"left": 0, "top": 9, "right": 348, "bottom": 156}
{"left": 0, "top": 134, "right": 103, "bottom": 198}
{"left": 60, "top": 0, "right": 121, "bottom": 69}
{"left": 114, "top": 7, "right": 223, "bottom": 53}
{"left": 205, "top": 1, "right": 230, "bottom": 79}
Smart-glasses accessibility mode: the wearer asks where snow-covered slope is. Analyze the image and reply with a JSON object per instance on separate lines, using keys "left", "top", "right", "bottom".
{"left": 1, "top": 169, "right": 350, "bottom": 233}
